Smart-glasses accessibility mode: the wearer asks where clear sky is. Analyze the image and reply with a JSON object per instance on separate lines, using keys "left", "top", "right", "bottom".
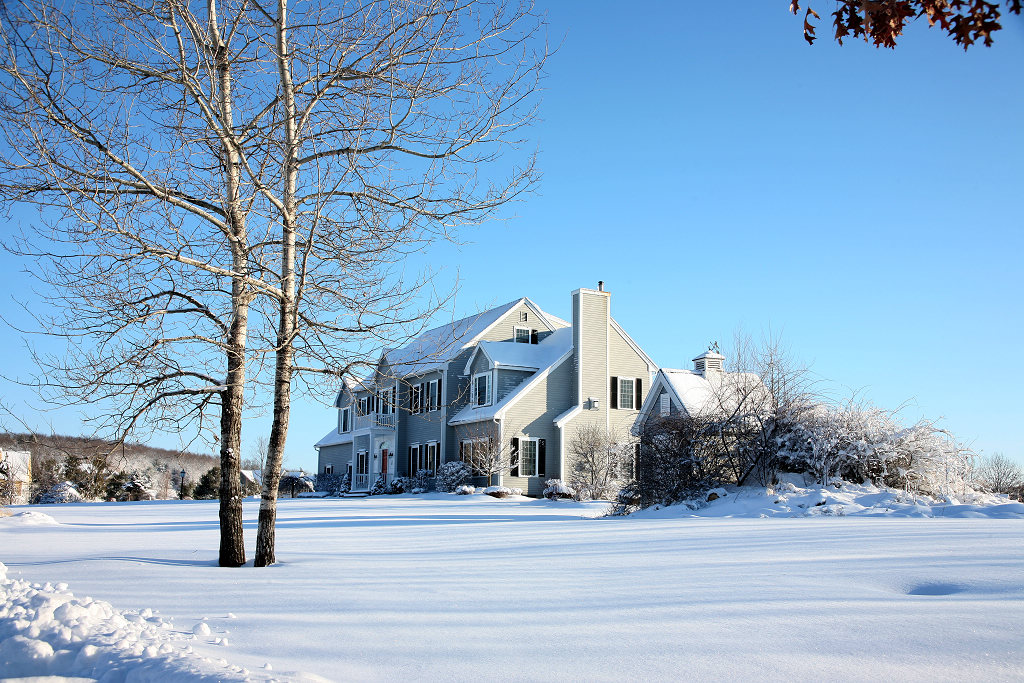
{"left": 1, "top": 2, "right": 1022, "bottom": 470}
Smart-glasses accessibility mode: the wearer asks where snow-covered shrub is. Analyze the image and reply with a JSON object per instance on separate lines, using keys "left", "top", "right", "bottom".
{"left": 483, "top": 485, "right": 522, "bottom": 498}
{"left": 279, "top": 473, "right": 315, "bottom": 497}
{"left": 455, "top": 484, "right": 475, "bottom": 495}
{"left": 104, "top": 469, "right": 155, "bottom": 502}
{"left": 543, "top": 479, "right": 574, "bottom": 500}
{"left": 386, "top": 477, "right": 408, "bottom": 495}
{"left": 315, "top": 472, "right": 345, "bottom": 494}
{"left": 435, "top": 461, "right": 470, "bottom": 493}
{"left": 369, "top": 475, "right": 387, "bottom": 496}
{"left": 338, "top": 472, "right": 351, "bottom": 494}
{"left": 39, "top": 481, "right": 83, "bottom": 504}
{"left": 411, "top": 469, "right": 430, "bottom": 492}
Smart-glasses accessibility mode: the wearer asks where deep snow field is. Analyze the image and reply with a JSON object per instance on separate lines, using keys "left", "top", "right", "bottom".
{"left": 2, "top": 489, "right": 1023, "bottom": 682}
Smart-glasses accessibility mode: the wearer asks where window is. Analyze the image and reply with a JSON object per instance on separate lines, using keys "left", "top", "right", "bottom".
{"left": 514, "top": 326, "right": 538, "bottom": 344}
{"left": 460, "top": 438, "right": 491, "bottom": 475}
{"left": 411, "top": 384, "right": 422, "bottom": 414}
{"left": 619, "top": 378, "right": 634, "bottom": 410}
{"left": 519, "top": 311, "right": 528, "bottom": 322}
{"left": 339, "top": 407, "right": 352, "bottom": 432}
{"left": 410, "top": 441, "right": 439, "bottom": 476}
{"left": 427, "top": 379, "right": 440, "bottom": 411}
{"left": 473, "top": 372, "right": 491, "bottom": 406}
{"left": 520, "top": 439, "right": 538, "bottom": 477}
{"left": 659, "top": 393, "right": 670, "bottom": 417}
{"left": 356, "top": 451, "right": 369, "bottom": 475}
{"left": 324, "top": 464, "right": 334, "bottom": 475}
{"left": 611, "top": 376, "right": 642, "bottom": 410}
{"left": 357, "top": 396, "right": 369, "bottom": 416}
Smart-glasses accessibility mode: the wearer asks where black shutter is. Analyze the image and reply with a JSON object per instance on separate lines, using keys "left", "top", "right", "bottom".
{"left": 437, "top": 377, "right": 443, "bottom": 408}
{"left": 510, "top": 437, "right": 520, "bottom": 477}
{"left": 610, "top": 377, "right": 618, "bottom": 409}
{"left": 635, "top": 378, "right": 643, "bottom": 410}
{"left": 537, "top": 439, "right": 546, "bottom": 477}
{"left": 408, "top": 446, "right": 414, "bottom": 477}
{"left": 530, "top": 329, "right": 538, "bottom": 344}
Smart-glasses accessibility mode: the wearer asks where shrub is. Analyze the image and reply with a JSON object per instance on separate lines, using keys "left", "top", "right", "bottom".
{"left": 386, "top": 477, "right": 409, "bottom": 494}
{"left": 435, "top": 461, "right": 470, "bottom": 493}
{"left": 455, "top": 484, "right": 475, "bottom": 495}
{"left": 315, "top": 472, "right": 345, "bottom": 494}
{"left": 192, "top": 466, "right": 221, "bottom": 499}
{"left": 482, "top": 485, "right": 522, "bottom": 499}
{"left": 411, "top": 469, "right": 430, "bottom": 492}
{"left": 542, "top": 479, "right": 575, "bottom": 500}
{"left": 39, "top": 481, "right": 83, "bottom": 504}
{"left": 369, "top": 475, "right": 387, "bottom": 496}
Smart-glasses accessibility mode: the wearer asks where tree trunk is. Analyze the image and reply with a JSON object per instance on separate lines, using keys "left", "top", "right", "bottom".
{"left": 211, "top": 0, "right": 248, "bottom": 568}
{"left": 254, "top": 0, "right": 297, "bottom": 567}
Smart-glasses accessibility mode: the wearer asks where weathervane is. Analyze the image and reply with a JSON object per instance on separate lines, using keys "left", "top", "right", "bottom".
{"left": 709, "top": 341, "right": 720, "bottom": 354}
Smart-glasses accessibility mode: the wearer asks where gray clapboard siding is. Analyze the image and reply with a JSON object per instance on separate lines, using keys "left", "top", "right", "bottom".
{"left": 317, "top": 443, "right": 352, "bottom": 475}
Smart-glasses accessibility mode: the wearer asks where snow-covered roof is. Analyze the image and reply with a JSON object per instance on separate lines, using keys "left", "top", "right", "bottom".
{"left": 465, "top": 327, "right": 573, "bottom": 374}
{"left": 1, "top": 450, "right": 31, "bottom": 482}
{"left": 314, "top": 428, "right": 353, "bottom": 449}
{"left": 449, "top": 329, "right": 574, "bottom": 426}
{"left": 634, "top": 368, "right": 767, "bottom": 433}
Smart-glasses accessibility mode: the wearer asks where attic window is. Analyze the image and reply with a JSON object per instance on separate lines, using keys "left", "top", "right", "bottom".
{"left": 659, "top": 394, "right": 670, "bottom": 417}
{"left": 520, "top": 311, "right": 528, "bottom": 322}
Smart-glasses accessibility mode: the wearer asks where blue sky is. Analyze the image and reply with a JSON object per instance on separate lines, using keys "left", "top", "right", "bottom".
{"left": 1, "top": 2, "right": 1021, "bottom": 470}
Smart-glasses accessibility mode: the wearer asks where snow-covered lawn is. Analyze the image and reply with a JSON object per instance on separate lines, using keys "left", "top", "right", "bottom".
{"left": 2, "top": 493, "right": 1023, "bottom": 681}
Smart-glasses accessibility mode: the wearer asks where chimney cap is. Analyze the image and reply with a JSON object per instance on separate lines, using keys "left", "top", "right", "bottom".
{"left": 597, "top": 280, "right": 604, "bottom": 291}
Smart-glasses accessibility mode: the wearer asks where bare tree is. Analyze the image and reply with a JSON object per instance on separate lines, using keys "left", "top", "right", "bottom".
{"left": 566, "top": 422, "right": 631, "bottom": 501}
{"left": 455, "top": 421, "right": 516, "bottom": 486}
{"left": 974, "top": 453, "right": 1024, "bottom": 494}
{"left": 1, "top": 0, "right": 543, "bottom": 567}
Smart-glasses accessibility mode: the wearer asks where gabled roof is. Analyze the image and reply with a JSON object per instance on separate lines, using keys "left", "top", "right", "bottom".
{"left": 315, "top": 428, "right": 353, "bottom": 448}
{"left": 448, "top": 328, "right": 573, "bottom": 426}
{"left": 632, "top": 368, "right": 766, "bottom": 434}
{"left": 379, "top": 297, "right": 563, "bottom": 378}
{"left": 462, "top": 327, "right": 573, "bottom": 374}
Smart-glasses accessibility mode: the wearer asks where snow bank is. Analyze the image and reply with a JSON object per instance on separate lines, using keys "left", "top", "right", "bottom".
{"left": 631, "top": 479, "right": 1024, "bottom": 519}
{"left": 0, "top": 561, "right": 256, "bottom": 681}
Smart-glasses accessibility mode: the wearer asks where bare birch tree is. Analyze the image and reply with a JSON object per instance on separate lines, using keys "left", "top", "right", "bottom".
{"left": 0, "top": 0, "right": 544, "bottom": 566}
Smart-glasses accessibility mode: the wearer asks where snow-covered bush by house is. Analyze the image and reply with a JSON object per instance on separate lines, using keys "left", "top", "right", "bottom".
{"left": 455, "top": 484, "right": 475, "bottom": 495}
{"left": 637, "top": 392, "right": 975, "bottom": 508}
{"left": 411, "top": 469, "right": 430, "bottom": 492}
{"left": 38, "top": 481, "right": 83, "bottom": 504}
{"left": 386, "top": 477, "right": 409, "bottom": 495}
{"left": 315, "top": 472, "right": 345, "bottom": 494}
{"left": 543, "top": 479, "right": 575, "bottom": 500}
{"left": 435, "top": 461, "right": 471, "bottom": 493}
{"left": 369, "top": 475, "right": 387, "bottom": 496}
{"left": 482, "top": 485, "right": 522, "bottom": 498}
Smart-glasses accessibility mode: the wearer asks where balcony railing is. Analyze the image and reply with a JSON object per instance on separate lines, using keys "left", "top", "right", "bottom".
{"left": 353, "top": 412, "right": 396, "bottom": 431}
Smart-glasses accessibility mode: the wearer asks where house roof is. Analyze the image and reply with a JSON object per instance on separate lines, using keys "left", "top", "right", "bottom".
{"left": 633, "top": 368, "right": 767, "bottom": 434}
{"left": 448, "top": 328, "right": 574, "bottom": 426}
{"left": 314, "top": 428, "right": 353, "bottom": 448}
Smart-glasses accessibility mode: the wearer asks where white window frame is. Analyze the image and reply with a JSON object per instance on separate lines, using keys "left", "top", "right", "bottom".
{"left": 324, "top": 464, "right": 334, "bottom": 475}
{"left": 618, "top": 377, "right": 636, "bottom": 411}
{"left": 519, "top": 438, "right": 539, "bottom": 477}
{"left": 357, "top": 396, "right": 369, "bottom": 416}
{"left": 356, "top": 450, "right": 370, "bottom": 475}
{"left": 513, "top": 326, "right": 531, "bottom": 344}
{"left": 472, "top": 372, "right": 491, "bottom": 406}
{"left": 659, "top": 393, "right": 670, "bottom": 417}
{"left": 411, "top": 383, "right": 422, "bottom": 414}
{"left": 427, "top": 379, "right": 439, "bottom": 412}
{"left": 339, "top": 406, "right": 352, "bottom": 432}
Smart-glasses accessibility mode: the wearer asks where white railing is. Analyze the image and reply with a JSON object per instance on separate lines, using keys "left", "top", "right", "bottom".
{"left": 353, "top": 473, "right": 371, "bottom": 491}
{"left": 354, "top": 412, "right": 396, "bottom": 430}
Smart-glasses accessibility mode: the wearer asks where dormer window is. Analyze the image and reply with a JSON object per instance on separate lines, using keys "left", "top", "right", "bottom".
{"left": 514, "top": 326, "right": 538, "bottom": 344}
{"left": 473, "top": 372, "right": 491, "bottom": 406}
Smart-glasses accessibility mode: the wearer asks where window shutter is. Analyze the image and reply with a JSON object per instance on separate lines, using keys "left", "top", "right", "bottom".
{"left": 538, "top": 439, "right": 546, "bottom": 477}
{"left": 408, "top": 446, "right": 414, "bottom": 477}
{"left": 635, "top": 378, "right": 643, "bottom": 410}
{"left": 510, "top": 437, "right": 519, "bottom": 477}
{"left": 530, "top": 329, "right": 538, "bottom": 344}
{"left": 437, "top": 377, "right": 443, "bottom": 408}
{"left": 610, "top": 377, "right": 618, "bottom": 409}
